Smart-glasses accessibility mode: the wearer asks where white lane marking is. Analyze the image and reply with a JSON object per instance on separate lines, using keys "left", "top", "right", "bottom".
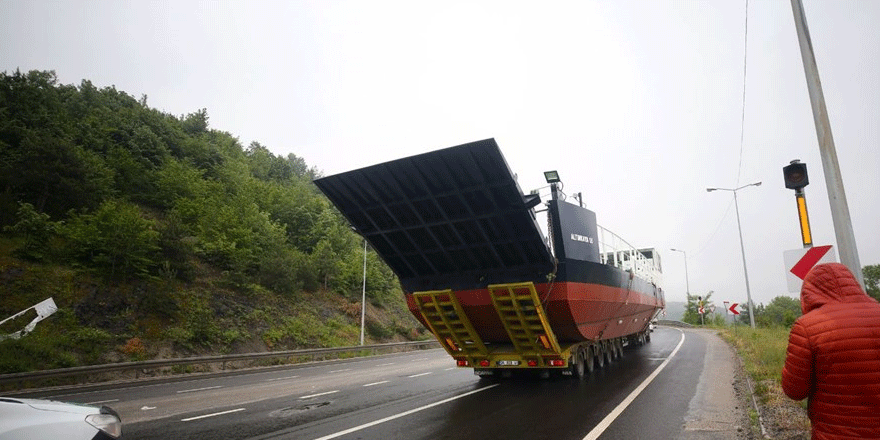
{"left": 376, "top": 362, "right": 396, "bottom": 366}
{"left": 408, "top": 372, "right": 432, "bottom": 378}
{"left": 266, "top": 375, "right": 300, "bottom": 382}
{"left": 363, "top": 381, "right": 389, "bottom": 387}
{"left": 582, "top": 330, "right": 686, "bottom": 440}
{"left": 410, "top": 357, "right": 428, "bottom": 361}
{"left": 141, "top": 406, "right": 157, "bottom": 411}
{"left": 86, "top": 399, "right": 119, "bottom": 405}
{"left": 176, "top": 385, "right": 222, "bottom": 394}
{"left": 300, "top": 390, "right": 339, "bottom": 399}
{"left": 329, "top": 368, "right": 351, "bottom": 373}
{"left": 181, "top": 408, "right": 246, "bottom": 422}
{"left": 444, "top": 367, "right": 456, "bottom": 371}
{"left": 311, "top": 384, "right": 499, "bottom": 440}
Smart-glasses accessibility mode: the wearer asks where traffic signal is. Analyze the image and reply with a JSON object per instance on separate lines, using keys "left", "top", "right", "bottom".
{"left": 783, "top": 160, "right": 809, "bottom": 190}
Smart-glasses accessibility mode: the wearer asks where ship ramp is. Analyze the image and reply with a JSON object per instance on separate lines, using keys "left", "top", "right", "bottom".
{"left": 313, "top": 138, "right": 555, "bottom": 293}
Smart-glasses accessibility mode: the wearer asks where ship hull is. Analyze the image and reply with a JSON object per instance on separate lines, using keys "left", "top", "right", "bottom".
{"left": 406, "top": 260, "right": 663, "bottom": 344}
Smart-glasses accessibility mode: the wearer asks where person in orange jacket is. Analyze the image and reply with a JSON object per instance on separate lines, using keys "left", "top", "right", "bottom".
{"left": 782, "top": 262, "right": 880, "bottom": 439}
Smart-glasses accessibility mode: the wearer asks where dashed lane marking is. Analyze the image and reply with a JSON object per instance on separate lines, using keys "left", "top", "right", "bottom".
{"left": 299, "top": 390, "right": 339, "bottom": 399}
{"left": 177, "top": 386, "right": 222, "bottom": 394}
{"left": 266, "top": 375, "right": 300, "bottom": 382}
{"left": 363, "top": 381, "right": 390, "bottom": 387}
{"left": 311, "top": 385, "right": 499, "bottom": 440}
{"left": 407, "top": 372, "right": 432, "bottom": 378}
{"left": 181, "top": 408, "right": 246, "bottom": 422}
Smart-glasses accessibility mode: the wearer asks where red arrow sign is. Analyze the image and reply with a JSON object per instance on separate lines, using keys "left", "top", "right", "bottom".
{"left": 728, "top": 303, "right": 740, "bottom": 315}
{"left": 698, "top": 306, "right": 704, "bottom": 315}
{"left": 790, "top": 245, "right": 833, "bottom": 280}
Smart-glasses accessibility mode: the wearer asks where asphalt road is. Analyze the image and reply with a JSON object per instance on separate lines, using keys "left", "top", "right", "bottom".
{"left": 15, "top": 326, "right": 746, "bottom": 439}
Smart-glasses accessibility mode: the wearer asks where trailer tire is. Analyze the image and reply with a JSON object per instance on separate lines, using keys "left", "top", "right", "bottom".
{"left": 572, "top": 353, "right": 586, "bottom": 379}
{"left": 615, "top": 339, "right": 624, "bottom": 357}
{"left": 602, "top": 341, "right": 612, "bottom": 364}
{"left": 595, "top": 345, "right": 605, "bottom": 368}
{"left": 584, "top": 346, "right": 595, "bottom": 373}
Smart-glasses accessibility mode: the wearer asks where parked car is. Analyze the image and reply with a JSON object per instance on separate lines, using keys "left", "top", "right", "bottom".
{"left": 0, "top": 397, "right": 122, "bottom": 439}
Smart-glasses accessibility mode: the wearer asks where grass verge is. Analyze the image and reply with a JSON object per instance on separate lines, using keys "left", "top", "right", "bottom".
{"left": 718, "top": 325, "right": 811, "bottom": 438}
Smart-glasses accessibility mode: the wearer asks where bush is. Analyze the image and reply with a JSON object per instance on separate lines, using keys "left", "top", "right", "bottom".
{"left": 3, "top": 202, "right": 58, "bottom": 261}
{"left": 61, "top": 199, "right": 160, "bottom": 280}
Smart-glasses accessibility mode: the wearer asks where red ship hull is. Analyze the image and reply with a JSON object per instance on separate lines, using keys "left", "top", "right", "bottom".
{"left": 406, "top": 280, "right": 662, "bottom": 344}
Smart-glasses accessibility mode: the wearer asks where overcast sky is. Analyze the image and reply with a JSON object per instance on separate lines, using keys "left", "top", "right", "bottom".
{"left": 2, "top": 1, "right": 878, "bottom": 307}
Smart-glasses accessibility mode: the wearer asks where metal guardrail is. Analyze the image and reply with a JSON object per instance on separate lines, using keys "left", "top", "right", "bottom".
{"left": 657, "top": 320, "right": 694, "bottom": 328}
{"left": 0, "top": 340, "right": 439, "bottom": 387}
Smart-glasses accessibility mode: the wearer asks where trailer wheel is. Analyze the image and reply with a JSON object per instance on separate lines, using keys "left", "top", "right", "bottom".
{"left": 645, "top": 332, "right": 651, "bottom": 343}
{"left": 571, "top": 353, "right": 586, "bottom": 379}
{"left": 609, "top": 339, "right": 620, "bottom": 360}
{"left": 584, "top": 346, "right": 595, "bottom": 373}
{"left": 595, "top": 345, "right": 605, "bottom": 368}
{"left": 615, "top": 339, "right": 624, "bottom": 357}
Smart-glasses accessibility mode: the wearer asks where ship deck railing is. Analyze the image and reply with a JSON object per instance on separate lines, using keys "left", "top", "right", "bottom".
{"left": 597, "top": 225, "right": 662, "bottom": 286}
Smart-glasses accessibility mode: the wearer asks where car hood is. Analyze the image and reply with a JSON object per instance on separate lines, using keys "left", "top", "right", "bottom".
{"left": 0, "top": 397, "right": 99, "bottom": 415}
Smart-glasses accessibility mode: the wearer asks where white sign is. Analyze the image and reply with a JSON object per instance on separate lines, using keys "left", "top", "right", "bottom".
{"left": 783, "top": 246, "right": 836, "bottom": 293}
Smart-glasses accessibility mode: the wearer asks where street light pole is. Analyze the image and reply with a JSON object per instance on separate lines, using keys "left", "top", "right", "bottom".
{"left": 360, "top": 239, "right": 367, "bottom": 346}
{"left": 670, "top": 248, "right": 690, "bottom": 298}
{"left": 707, "top": 182, "right": 762, "bottom": 329}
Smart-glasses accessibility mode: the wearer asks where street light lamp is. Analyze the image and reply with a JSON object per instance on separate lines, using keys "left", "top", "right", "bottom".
{"left": 706, "top": 182, "right": 762, "bottom": 328}
{"left": 669, "top": 248, "right": 690, "bottom": 299}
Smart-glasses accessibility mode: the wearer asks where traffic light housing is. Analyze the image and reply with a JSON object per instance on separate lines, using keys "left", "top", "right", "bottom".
{"left": 783, "top": 160, "right": 809, "bottom": 190}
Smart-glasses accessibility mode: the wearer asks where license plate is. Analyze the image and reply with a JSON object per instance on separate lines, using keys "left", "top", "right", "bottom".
{"left": 497, "top": 360, "right": 520, "bottom": 366}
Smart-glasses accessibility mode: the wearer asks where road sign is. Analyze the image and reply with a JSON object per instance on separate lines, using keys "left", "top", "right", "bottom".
{"left": 728, "top": 303, "right": 740, "bottom": 315}
{"left": 784, "top": 245, "right": 836, "bottom": 293}
{"left": 698, "top": 306, "right": 704, "bottom": 315}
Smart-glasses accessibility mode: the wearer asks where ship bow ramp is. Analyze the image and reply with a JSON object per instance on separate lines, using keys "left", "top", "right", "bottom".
{"left": 313, "top": 138, "right": 555, "bottom": 294}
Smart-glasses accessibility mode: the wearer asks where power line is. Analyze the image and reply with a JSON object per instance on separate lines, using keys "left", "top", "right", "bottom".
{"left": 736, "top": 0, "right": 751, "bottom": 186}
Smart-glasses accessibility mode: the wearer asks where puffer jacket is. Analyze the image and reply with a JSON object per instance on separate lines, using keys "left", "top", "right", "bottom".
{"left": 782, "top": 262, "right": 880, "bottom": 439}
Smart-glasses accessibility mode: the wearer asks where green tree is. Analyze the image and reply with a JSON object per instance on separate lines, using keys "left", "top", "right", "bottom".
{"left": 3, "top": 202, "right": 58, "bottom": 261}
{"left": 62, "top": 199, "right": 160, "bottom": 280}
{"left": 683, "top": 292, "right": 715, "bottom": 325}
{"left": 864, "top": 264, "right": 880, "bottom": 302}
{"left": 756, "top": 296, "right": 801, "bottom": 327}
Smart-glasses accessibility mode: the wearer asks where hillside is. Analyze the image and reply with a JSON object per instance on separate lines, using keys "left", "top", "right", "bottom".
{"left": 0, "top": 70, "right": 426, "bottom": 374}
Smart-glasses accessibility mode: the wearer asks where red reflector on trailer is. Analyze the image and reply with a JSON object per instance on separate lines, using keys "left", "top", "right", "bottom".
{"left": 457, "top": 360, "right": 469, "bottom": 367}
{"left": 548, "top": 359, "right": 565, "bottom": 367}
{"left": 527, "top": 359, "right": 539, "bottom": 367}
{"left": 478, "top": 359, "right": 490, "bottom": 367}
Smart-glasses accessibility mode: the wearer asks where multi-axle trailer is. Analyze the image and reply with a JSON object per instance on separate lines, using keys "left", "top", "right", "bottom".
{"left": 315, "top": 139, "right": 664, "bottom": 378}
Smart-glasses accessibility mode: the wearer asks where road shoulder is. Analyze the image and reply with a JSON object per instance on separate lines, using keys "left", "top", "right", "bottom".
{"left": 679, "top": 328, "right": 755, "bottom": 439}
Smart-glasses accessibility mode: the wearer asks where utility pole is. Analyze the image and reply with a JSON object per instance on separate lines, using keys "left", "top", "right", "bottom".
{"left": 789, "top": 0, "right": 865, "bottom": 289}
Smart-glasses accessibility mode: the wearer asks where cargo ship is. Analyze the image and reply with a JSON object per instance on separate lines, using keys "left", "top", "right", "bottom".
{"left": 314, "top": 139, "right": 664, "bottom": 378}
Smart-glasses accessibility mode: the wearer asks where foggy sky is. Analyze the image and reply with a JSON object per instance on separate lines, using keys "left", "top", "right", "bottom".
{"left": 2, "top": 0, "right": 878, "bottom": 307}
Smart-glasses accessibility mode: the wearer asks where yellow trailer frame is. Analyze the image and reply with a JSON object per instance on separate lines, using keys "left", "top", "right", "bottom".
{"left": 411, "top": 282, "right": 593, "bottom": 371}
